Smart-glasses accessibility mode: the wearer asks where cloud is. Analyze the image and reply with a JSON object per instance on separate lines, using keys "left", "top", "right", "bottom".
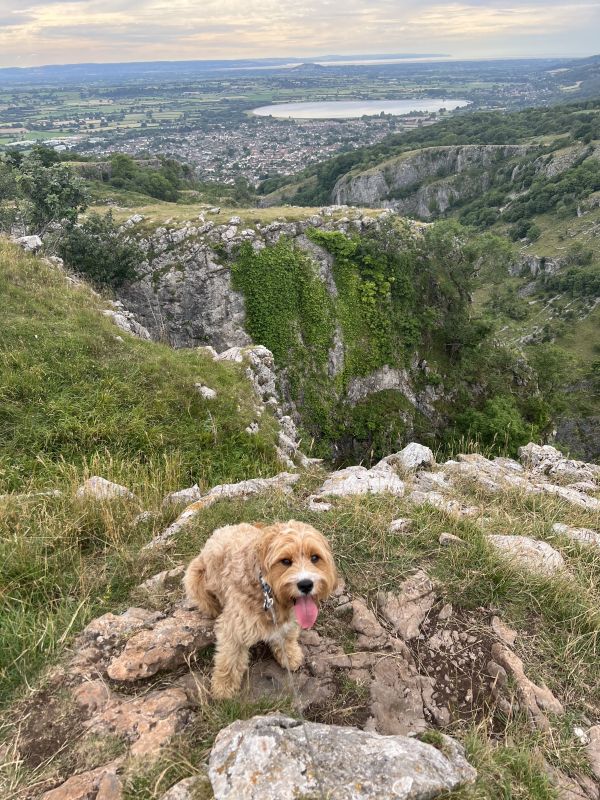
{"left": 0, "top": 0, "right": 598, "bottom": 67}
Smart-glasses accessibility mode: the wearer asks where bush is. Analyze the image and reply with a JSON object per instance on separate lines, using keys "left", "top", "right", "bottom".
{"left": 457, "top": 395, "right": 533, "bottom": 454}
{"left": 16, "top": 153, "right": 88, "bottom": 232}
{"left": 59, "top": 211, "right": 144, "bottom": 287}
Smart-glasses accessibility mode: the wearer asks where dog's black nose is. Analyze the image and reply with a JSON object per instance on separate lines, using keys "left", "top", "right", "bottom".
{"left": 297, "top": 579, "right": 314, "bottom": 594}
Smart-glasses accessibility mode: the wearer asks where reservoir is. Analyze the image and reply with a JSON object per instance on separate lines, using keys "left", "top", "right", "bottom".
{"left": 252, "top": 98, "right": 470, "bottom": 119}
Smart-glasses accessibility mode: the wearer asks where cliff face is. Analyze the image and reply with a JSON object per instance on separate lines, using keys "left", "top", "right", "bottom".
{"left": 332, "top": 144, "right": 533, "bottom": 218}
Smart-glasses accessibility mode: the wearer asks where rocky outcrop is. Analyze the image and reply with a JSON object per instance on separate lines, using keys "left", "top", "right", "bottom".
{"left": 332, "top": 145, "right": 533, "bottom": 218}
{"left": 208, "top": 715, "right": 477, "bottom": 800}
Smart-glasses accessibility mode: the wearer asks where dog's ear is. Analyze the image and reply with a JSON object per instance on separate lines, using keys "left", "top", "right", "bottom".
{"left": 257, "top": 524, "right": 281, "bottom": 571}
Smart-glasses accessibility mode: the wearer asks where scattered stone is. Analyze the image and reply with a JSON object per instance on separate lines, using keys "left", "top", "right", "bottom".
{"left": 312, "top": 464, "right": 405, "bottom": 499}
{"left": 208, "top": 715, "right": 477, "bottom": 800}
{"left": 307, "top": 496, "right": 333, "bottom": 512}
{"left": 0, "top": 489, "right": 62, "bottom": 504}
{"left": 378, "top": 570, "right": 436, "bottom": 640}
{"left": 408, "top": 491, "right": 479, "bottom": 518}
{"left": 132, "top": 510, "right": 154, "bottom": 526}
{"left": 350, "top": 599, "right": 387, "bottom": 648}
{"left": 195, "top": 383, "right": 217, "bottom": 400}
{"left": 552, "top": 523, "right": 600, "bottom": 550}
{"left": 208, "top": 207, "right": 221, "bottom": 214}
{"left": 487, "top": 535, "right": 565, "bottom": 576}
{"left": 162, "top": 485, "right": 203, "bottom": 507}
{"left": 102, "top": 309, "right": 152, "bottom": 340}
{"left": 107, "top": 607, "right": 214, "bottom": 681}
{"left": 538, "top": 482, "right": 600, "bottom": 511}
{"left": 41, "top": 762, "right": 122, "bottom": 800}
{"left": 389, "top": 518, "right": 413, "bottom": 534}
{"left": 376, "top": 442, "right": 435, "bottom": 472}
{"left": 438, "top": 603, "right": 453, "bottom": 621}
{"left": 490, "top": 616, "right": 517, "bottom": 647}
{"left": 75, "top": 477, "right": 137, "bottom": 503}
{"left": 439, "top": 532, "right": 464, "bottom": 546}
{"left": 490, "top": 643, "right": 564, "bottom": 730}
{"left": 136, "top": 565, "right": 185, "bottom": 596}
{"left": 245, "top": 422, "right": 259, "bottom": 434}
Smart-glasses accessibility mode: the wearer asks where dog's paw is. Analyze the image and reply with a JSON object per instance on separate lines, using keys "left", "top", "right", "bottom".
{"left": 211, "top": 677, "right": 237, "bottom": 700}
{"left": 279, "top": 642, "right": 304, "bottom": 671}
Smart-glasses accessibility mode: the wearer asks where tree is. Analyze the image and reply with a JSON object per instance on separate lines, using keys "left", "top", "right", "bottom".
{"left": 16, "top": 154, "right": 88, "bottom": 233}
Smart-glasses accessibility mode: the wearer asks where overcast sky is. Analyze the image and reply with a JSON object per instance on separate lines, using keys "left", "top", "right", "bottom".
{"left": 0, "top": 0, "right": 598, "bottom": 68}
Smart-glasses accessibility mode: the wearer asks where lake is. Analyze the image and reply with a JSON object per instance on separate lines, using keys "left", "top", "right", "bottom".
{"left": 251, "top": 98, "right": 470, "bottom": 120}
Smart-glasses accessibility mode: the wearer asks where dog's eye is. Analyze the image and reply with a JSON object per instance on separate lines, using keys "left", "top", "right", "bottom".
{"left": 310, "top": 554, "right": 320, "bottom": 563}
{"left": 281, "top": 558, "right": 292, "bottom": 566}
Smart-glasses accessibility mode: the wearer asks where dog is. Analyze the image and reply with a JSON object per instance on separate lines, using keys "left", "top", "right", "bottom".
{"left": 184, "top": 520, "right": 337, "bottom": 699}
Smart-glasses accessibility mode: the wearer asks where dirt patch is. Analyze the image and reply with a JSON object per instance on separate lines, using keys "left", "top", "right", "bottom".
{"left": 18, "top": 686, "right": 85, "bottom": 769}
{"left": 408, "top": 605, "right": 498, "bottom": 728}
{"left": 305, "top": 670, "right": 371, "bottom": 729}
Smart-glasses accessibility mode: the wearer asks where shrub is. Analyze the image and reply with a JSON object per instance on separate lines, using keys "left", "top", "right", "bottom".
{"left": 59, "top": 211, "right": 144, "bottom": 287}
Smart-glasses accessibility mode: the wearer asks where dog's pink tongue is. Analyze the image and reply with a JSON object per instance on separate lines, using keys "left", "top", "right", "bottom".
{"left": 294, "top": 596, "right": 319, "bottom": 629}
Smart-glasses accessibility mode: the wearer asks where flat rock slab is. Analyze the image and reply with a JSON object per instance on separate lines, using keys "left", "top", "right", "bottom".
{"left": 313, "top": 465, "right": 405, "bottom": 499}
{"left": 552, "top": 523, "right": 600, "bottom": 550}
{"left": 76, "top": 476, "right": 137, "bottom": 502}
{"left": 208, "top": 715, "right": 477, "bottom": 800}
{"left": 41, "top": 761, "right": 122, "bottom": 800}
{"left": 378, "top": 570, "right": 436, "bottom": 640}
{"left": 487, "top": 535, "right": 565, "bottom": 576}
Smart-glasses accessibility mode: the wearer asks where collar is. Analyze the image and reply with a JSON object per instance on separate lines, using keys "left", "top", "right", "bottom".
{"left": 259, "top": 572, "right": 274, "bottom": 612}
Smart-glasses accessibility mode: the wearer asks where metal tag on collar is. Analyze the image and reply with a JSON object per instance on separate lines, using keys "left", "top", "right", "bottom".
{"left": 259, "top": 573, "right": 274, "bottom": 611}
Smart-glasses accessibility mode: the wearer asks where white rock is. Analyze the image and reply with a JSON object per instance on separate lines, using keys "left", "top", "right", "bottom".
{"left": 487, "top": 535, "right": 565, "bottom": 576}
{"left": 439, "top": 532, "right": 464, "bottom": 546}
{"left": 228, "top": 216, "right": 242, "bottom": 225}
{"left": 314, "top": 464, "right": 405, "bottom": 498}
{"left": 377, "top": 443, "right": 435, "bottom": 472}
{"left": 195, "top": 383, "right": 217, "bottom": 400}
{"left": 208, "top": 715, "right": 477, "bottom": 800}
{"left": 163, "top": 485, "right": 203, "bottom": 507}
{"left": 13, "top": 234, "right": 43, "bottom": 252}
{"left": 76, "top": 477, "right": 137, "bottom": 502}
{"left": 307, "top": 496, "right": 333, "bottom": 512}
{"left": 552, "top": 523, "right": 600, "bottom": 550}
{"left": 245, "top": 422, "right": 259, "bottom": 435}
{"left": 389, "top": 518, "right": 414, "bottom": 534}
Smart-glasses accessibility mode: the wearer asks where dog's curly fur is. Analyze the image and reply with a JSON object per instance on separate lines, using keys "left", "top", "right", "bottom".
{"left": 184, "top": 520, "right": 337, "bottom": 698}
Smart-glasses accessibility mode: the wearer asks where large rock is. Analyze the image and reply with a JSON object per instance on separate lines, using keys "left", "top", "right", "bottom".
{"left": 518, "top": 443, "right": 599, "bottom": 485}
{"left": 75, "top": 477, "right": 137, "bottom": 503}
{"left": 41, "top": 762, "right": 122, "bottom": 800}
{"left": 208, "top": 715, "right": 477, "bottom": 800}
{"left": 107, "top": 606, "right": 214, "bottom": 681}
{"left": 310, "top": 464, "right": 405, "bottom": 500}
{"left": 14, "top": 234, "right": 43, "bottom": 252}
{"left": 487, "top": 535, "right": 565, "bottom": 576}
{"left": 377, "top": 443, "right": 435, "bottom": 472}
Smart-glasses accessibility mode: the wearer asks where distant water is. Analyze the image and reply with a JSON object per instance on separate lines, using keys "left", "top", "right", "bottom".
{"left": 252, "top": 98, "right": 470, "bottom": 120}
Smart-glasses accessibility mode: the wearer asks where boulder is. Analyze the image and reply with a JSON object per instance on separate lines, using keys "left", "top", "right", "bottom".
{"left": 208, "top": 715, "right": 477, "bottom": 800}
{"left": 312, "top": 464, "right": 405, "bottom": 499}
{"left": 14, "top": 234, "right": 43, "bottom": 252}
{"left": 487, "top": 535, "right": 565, "bottom": 576}
{"left": 75, "top": 477, "right": 137, "bottom": 503}
{"left": 377, "top": 443, "right": 435, "bottom": 472}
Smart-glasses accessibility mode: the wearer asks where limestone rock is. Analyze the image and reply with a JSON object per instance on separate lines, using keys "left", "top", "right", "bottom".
{"left": 408, "top": 490, "right": 479, "bottom": 518}
{"left": 145, "top": 472, "right": 299, "bottom": 548}
{"left": 552, "top": 523, "right": 600, "bottom": 550}
{"left": 586, "top": 726, "right": 600, "bottom": 781}
{"left": 102, "top": 309, "right": 151, "bottom": 340}
{"left": 378, "top": 570, "right": 436, "bottom": 640}
{"left": 159, "top": 777, "right": 201, "bottom": 800}
{"left": 107, "top": 607, "right": 214, "bottom": 681}
{"left": 14, "top": 234, "right": 43, "bottom": 252}
{"left": 75, "top": 477, "right": 137, "bottom": 503}
{"left": 487, "top": 535, "right": 565, "bottom": 576}
{"left": 41, "top": 762, "right": 122, "bottom": 800}
{"left": 195, "top": 383, "right": 217, "bottom": 399}
{"left": 137, "top": 565, "right": 185, "bottom": 596}
{"left": 439, "top": 532, "right": 464, "bottom": 546}
{"left": 389, "top": 517, "right": 413, "bottom": 534}
{"left": 491, "top": 643, "right": 564, "bottom": 730}
{"left": 85, "top": 687, "right": 190, "bottom": 756}
{"left": 491, "top": 616, "right": 517, "bottom": 647}
{"left": 350, "top": 599, "right": 387, "bottom": 648}
{"left": 377, "top": 442, "right": 435, "bottom": 472}
{"left": 313, "top": 464, "right": 405, "bottom": 499}
{"left": 162, "top": 485, "right": 203, "bottom": 507}
{"left": 208, "top": 715, "right": 477, "bottom": 800}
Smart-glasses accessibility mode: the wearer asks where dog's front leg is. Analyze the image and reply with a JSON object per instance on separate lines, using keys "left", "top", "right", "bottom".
{"left": 211, "top": 609, "right": 251, "bottom": 699}
{"left": 270, "top": 627, "right": 304, "bottom": 672}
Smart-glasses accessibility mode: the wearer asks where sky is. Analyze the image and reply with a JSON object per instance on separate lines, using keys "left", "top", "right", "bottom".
{"left": 0, "top": 0, "right": 598, "bottom": 68}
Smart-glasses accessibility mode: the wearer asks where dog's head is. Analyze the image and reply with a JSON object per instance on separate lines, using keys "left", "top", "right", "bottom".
{"left": 258, "top": 520, "right": 337, "bottom": 629}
